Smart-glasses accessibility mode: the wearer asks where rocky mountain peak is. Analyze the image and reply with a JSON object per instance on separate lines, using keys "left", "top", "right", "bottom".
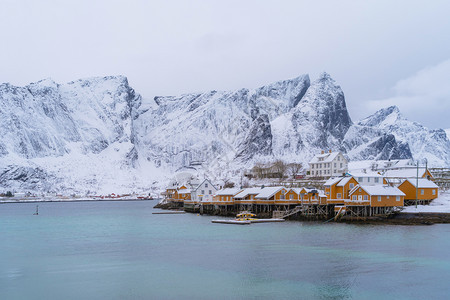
{"left": 358, "top": 105, "right": 403, "bottom": 128}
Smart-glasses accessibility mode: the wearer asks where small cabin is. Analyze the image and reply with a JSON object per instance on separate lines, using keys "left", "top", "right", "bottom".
{"left": 349, "top": 185, "right": 405, "bottom": 207}
{"left": 398, "top": 179, "right": 438, "bottom": 203}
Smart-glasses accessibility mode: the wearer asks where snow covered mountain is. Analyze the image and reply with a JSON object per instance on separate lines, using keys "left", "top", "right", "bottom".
{"left": 356, "top": 106, "right": 450, "bottom": 166}
{"left": 0, "top": 74, "right": 448, "bottom": 194}
{"left": 0, "top": 76, "right": 157, "bottom": 194}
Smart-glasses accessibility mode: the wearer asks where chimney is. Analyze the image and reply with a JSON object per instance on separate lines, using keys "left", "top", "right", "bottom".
{"left": 321, "top": 150, "right": 324, "bottom": 154}
{"left": 329, "top": 150, "right": 332, "bottom": 153}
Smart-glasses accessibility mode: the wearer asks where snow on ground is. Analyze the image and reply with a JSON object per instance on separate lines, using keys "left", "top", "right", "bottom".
{"left": 445, "top": 128, "right": 450, "bottom": 140}
{"left": 402, "top": 192, "right": 450, "bottom": 213}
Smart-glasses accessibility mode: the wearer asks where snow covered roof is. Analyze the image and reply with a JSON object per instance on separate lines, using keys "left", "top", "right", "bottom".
{"left": 337, "top": 177, "right": 354, "bottom": 187}
{"left": 192, "top": 178, "right": 217, "bottom": 191}
{"left": 324, "top": 177, "right": 342, "bottom": 186}
{"left": 318, "top": 191, "right": 327, "bottom": 197}
{"left": 350, "top": 185, "right": 405, "bottom": 196}
{"left": 215, "top": 188, "right": 242, "bottom": 196}
{"left": 234, "top": 187, "right": 264, "bottom": 198}
{"left": 255, "top": 186, "right": 286, "bottom": 199}
{"left": 348, "top": 171, "right": 383, "bottom": 178}
{"left": 289, "top": 188, "right": 307, "bottom": 194}
{"left": 383, "top": 168, "right": 429, "bottom": 178}
{"left": 309, "top": 151, "right": 341, "bottom": 164}
{"left": 403, "top": 179, "right": 438, "bottom": 188}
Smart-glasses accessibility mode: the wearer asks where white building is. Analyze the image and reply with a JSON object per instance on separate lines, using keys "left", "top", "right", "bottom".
{"left": 309, "top": 151, "right": 348, "bottom": 178}
{"left": 347, "top": 171, "right": 384, "bottom": 186}
{"left": 191, "top": 179, "right": 218, "bottom": 203}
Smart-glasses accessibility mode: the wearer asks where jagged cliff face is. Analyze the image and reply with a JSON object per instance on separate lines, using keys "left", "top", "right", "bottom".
{"left": 0, "top": 76, "right": 146, "bottom": 193}
{"left": 0, "top": 74, "right": 448, "bottom": 193}
{"left": 356, "top": 106, "right": 450, "bottom": 166}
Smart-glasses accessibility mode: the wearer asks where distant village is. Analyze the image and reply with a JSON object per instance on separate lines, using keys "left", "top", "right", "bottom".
{"left": 161, "top": 150, "right": 448, "bottom": 220}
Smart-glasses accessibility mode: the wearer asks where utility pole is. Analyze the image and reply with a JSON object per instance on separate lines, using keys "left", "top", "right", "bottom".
{"left": 416, "top": 161, "right": 419, "bottom": 208}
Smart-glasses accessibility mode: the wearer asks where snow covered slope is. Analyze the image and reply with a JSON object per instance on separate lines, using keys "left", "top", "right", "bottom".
{"left": 0, "top": 76, "right": 160, "bottom": 194}
{"left": 357, "top": 106, "right": 450, "bottom": 166}
{"left": 0, "top": 74, "right": 448, "bottom": 194}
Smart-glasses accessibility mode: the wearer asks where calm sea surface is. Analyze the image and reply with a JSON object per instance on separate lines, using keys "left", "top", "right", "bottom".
{"left": 1, "top": 201, "right": 449, "bottom": 300}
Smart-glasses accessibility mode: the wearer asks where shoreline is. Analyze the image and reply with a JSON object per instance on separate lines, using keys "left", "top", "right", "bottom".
{"left": 154, "top": 202, "right": 450, "bottom": 225}
{"left": 0, "top": 198, "right": 157, "bottom": 204}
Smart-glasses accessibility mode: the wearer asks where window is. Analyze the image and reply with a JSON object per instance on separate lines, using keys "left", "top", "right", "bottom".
{"left": 280, "top": 194, "right": 285, "bottom": 200}
{"left": 432, "top": 189, "right": 436, "bottom": 195}
{"left": 352, "top": 195, "right": 357, "bottom": 200}
{"left": 421, "top": 189, "right": 424, "bottom": 195}
{"left": 367, "top": 177, "right": 371, "bottom": 183}
{"left": 363, "top": 195, "right": 368, "bottom": 200}
{"left": 358, "top": 177, "right": 363, "bottom": 183}
{"left": 334, "top": 163, "right": 336, "bottom": 167}
{"left": 375, "top": 178, "right": 379, "bottom": 183}
{"left": 338, "top": 156, "right": 340, "bottom": 161}
{"left": 209, "top": 190, "right": 212, "bottom": 195}
{"left": 387, "top": 196, "right": 389, "bottom": 199}
{"left": 201, "top": 190, "right": 205, "bottom": 195}
{"left": 378, "top": 196, "right": 381, "bottom": 202}
{"left": 290, "top": 194, "right": 294, "bottom": 200}
{"left": 337, "top": 193, "right": 342, "bottom": 199}
{"left": 221, "top": 196, "right": 224, "bottom": 201}
{"left": 340, "top": 163, "right": 343, "bottom": 168}
{"left": 349, "top": 183, "right": 354, "bottom": 189}
{"left": 205, "top": 183, "right": 208, "bottom": 188}
{"left": 396, "top": 196, "right": 400, "bottom": 201}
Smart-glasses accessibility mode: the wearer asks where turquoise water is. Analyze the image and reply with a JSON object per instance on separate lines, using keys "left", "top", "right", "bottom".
{"left": 1, "top": 201, "right": 449, "bottom": 299}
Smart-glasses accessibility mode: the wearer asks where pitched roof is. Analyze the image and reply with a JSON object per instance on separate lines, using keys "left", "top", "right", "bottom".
{"left": 350, "top": 185, "right": 405, "bottom": 196}
{"left": 233, "top": 187, "right": 263, "bottom": 198}
{"left": 255, "top": 186, "right": 286, "bottom": 199}
{"left": 192, "top": 179, "right": 217, "bottom": 192}
{"left": 215, "top": 188, "right": 242, "bottom": 196}
{"left": 337, "top": 177, "right": 354, "bottom": 187}
{"left": 383, "top": 168, "right": 429, "bottom": 178}
{"left": 309, "top": 152, "right": 341, "bottom": 164}
{"left": 348, "top": 171, "right": 383, "bottom": 178}
{"left": 289, "top": 188, "right": 307, "bottom": 194}
{"left": 403, "top": 179, "right": 438, "bottom": 188}
{"left": 324, "top": 177, "right": 342, "bottom": 186}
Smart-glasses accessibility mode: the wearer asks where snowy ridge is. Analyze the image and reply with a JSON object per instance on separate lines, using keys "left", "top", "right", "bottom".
{"left": 0, "top": 74, "right": 449, "bottom": 194}
{"left": 358, "top": 106, "right": 450, "bottom": 166}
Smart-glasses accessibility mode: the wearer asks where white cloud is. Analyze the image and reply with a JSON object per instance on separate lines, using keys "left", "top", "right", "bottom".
{"left": 366, "top": 59, "right": 450, "bottom": 129}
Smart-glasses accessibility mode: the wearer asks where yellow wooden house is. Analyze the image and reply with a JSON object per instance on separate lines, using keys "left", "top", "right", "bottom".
{"left": 397, "top": 178, "right": 438, "bottom": 204}
{"left": 349, "top": 185, "right": 405, "bottom": 207}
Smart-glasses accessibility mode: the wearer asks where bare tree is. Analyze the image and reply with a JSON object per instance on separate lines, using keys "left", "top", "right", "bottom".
{"left": 271, "top": 160, "right": 287, "bottom": 179}
{"left": 287, "top": 163, "right": 303, "bottom": 179}
{"left": 223, "top": 180, "right": 235, "bottom": 188}
{"left": 251, "top": 162, "right": 265, "bottom": 179}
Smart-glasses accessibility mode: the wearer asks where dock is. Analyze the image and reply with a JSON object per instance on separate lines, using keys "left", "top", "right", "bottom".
{"left": 152, "top": 211, "right": 186, "bottom": 214}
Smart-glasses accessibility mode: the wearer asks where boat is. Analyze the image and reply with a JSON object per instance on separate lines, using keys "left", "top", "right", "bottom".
{"left": 212, "top": 211, "right": 285, "bottom": 224}
{"left": 33, "top": 205, "right": 39, "bottom": 215}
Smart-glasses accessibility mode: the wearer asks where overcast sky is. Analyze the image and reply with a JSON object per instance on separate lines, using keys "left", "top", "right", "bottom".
{"left": 1, "top": 0, "right": 450, "bottom": 129}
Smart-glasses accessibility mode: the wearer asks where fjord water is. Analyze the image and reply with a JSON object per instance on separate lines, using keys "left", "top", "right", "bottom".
{"left": 1, "top": 201, "right": 449, "bottom": 299}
